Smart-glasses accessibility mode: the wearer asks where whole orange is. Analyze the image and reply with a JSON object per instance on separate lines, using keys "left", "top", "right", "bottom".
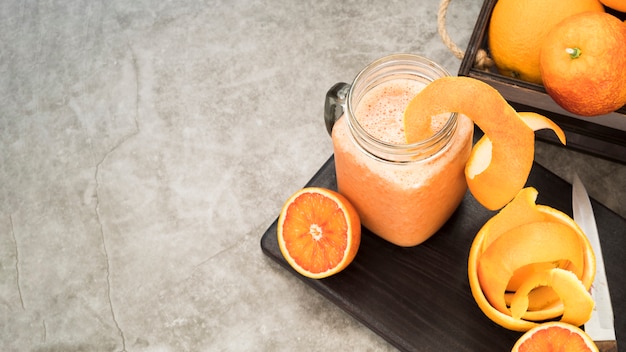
{"left": 488, "top": 0, "right": 605, "bottom": 84}
{"left": 600, "top": 0, "right": 626, "bottom": 12}
{"left": 540, "top": 12, "right": 626, "bottom": 116}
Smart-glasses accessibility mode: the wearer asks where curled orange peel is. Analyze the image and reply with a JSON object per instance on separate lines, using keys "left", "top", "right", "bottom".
{"left": 518, "top": 112, "right": 566, "bottom": 144}
{"left": 477, "top": 221, "right": 584, "bottom": 315}
{"left": 510, "top": 268, "right": 594, "bottom": 326}
{"left": 479, "top": 187, "right": 545, "bottom": 253}
{"left": 507, "top": 261, "right": 562, "bottom": 292}
{"left": 505, "top": 285, "right": 561, "bottom": 311}
{"left": 504, "top": 262, "right": 586, "bottom": 322}
{"left": 468, "top": 188, "right": 596, "bottom": 331}
{"left": 505, "top": 261, "right": 583, "bottom": 322}
{"left": 403, "top": 77, "right": 566, "bottom": 210}
{"left": 505, "top": 287, "right": 565, "bottom": 322}
{"left": 536, "top": 204, "right": 596, "bottom": 291}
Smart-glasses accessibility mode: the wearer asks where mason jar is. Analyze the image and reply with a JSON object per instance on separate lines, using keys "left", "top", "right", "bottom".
{"left": 324, "top": 54, "right": 474, "bottom": 247}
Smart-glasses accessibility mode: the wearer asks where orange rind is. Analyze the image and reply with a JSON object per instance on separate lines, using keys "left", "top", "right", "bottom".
{"left": 479, "top": 187, "right": 546, "bottom": 253}
{"left": 477, "top": 221, "right": 584, "bottom": 314}
{"left": 600, "top": 0, "right": 626, "bottom": 12}
{"left": 507, "top": 261, "right": 564, "bottom": 292}
{"left": 505, "top": 285, "right": 561, "bottom": 311}
{"left": 277, "top": 187, "right": 361, "bottom": 279}
{"left": 518, "top": 112, "right": 566, "bottom": 144}
{"left": 510, "top": 268, "right": 594, "bottom": 326}
{"left": 468, "top": 187, "right": 595, "bottom": 332}
{"left": 403, "top": 76, "right": 565, "bottom": 211}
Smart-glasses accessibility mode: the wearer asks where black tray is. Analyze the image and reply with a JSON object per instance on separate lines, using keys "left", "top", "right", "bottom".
{"left": 260, "top": 155, "right": 626, "bottom": 351}
{"left": 459, "top": 0, "right": 626, "bottom": 165}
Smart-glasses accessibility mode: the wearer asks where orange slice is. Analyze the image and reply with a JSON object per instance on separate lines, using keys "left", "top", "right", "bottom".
{"left": 403, "top": 76, "right": 565, "bottom": 210}
{"left": 512, "top": 322, "right": 599, "bottom": 352}
{"left": 277, "top": 187, "right": 361, "bottom": 279}
{"left": 510, "top": 268, "right": 594, "bottom": 326}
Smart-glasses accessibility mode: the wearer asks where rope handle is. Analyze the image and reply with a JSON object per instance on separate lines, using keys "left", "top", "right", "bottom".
{"left": 437, "top": 0, "right": 494, "bottom": 71}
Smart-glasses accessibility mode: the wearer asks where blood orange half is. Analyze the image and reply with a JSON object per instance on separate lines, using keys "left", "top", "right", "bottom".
{"left": 512, "top": 321, "right": 599, "bottom": 352}
{"left": 277, "top": 187, "right": 361, "bottom": 279}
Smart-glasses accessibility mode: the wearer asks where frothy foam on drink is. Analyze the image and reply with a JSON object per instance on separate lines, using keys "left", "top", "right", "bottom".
{"left": 355, "top": 79, "right": 450, "bottom": 144}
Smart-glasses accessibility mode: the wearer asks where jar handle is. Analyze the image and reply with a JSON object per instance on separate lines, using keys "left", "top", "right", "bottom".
{"left": 324, "top": 82, "right": 350, "bottom": 136}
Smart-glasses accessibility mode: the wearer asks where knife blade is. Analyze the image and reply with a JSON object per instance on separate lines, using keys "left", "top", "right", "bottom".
{"left": 572, "top": 173, "right": 617, "bottom": 352}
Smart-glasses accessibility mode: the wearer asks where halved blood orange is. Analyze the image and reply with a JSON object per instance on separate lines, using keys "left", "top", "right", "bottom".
{"left": 511, "top": 321, "right": 599, "bottom": 352}
{"left": 277, "top": 187, "right": 361, "bottom": 279}
{"left": 403, "top": 76, "right": 565, "bottom": 211}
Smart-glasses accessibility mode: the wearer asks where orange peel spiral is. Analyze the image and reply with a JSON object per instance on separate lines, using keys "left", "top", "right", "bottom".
{"left": 403, "top": 76, "right": 565, "bottom": 210}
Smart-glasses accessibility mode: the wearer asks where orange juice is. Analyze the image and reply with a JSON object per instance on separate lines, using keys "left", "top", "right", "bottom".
{"left": 328, "top": 55, "right": 474, "bottom": 246}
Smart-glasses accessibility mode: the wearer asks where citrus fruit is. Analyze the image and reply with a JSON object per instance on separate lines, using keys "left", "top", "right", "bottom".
{"left": 600, "top": 0, "right": 626, "bottom": 12}
{"left": 277, "top": 187, "right": 361, "bottom": 279}
{"left": 403, "top": 76, "right": 565, "bottom": 211}
{"left": 511, "top": 322, "right": 599, "bottom": 352}
{"left": 540, "top": 11, "right": 626, "bottom": 116}
{"left": 468, "top": 187, "right": 595, "bottom": 331}
{"left": 488, "top": 0, "right": 605, "bottom": 84}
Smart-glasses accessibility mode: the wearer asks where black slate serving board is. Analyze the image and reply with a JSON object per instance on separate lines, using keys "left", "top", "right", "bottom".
{"left": 260, "top": 155, "right": 626, "bottom": 351}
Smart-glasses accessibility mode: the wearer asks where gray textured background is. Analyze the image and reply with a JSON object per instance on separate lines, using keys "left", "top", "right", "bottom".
{"left": 1, "top": 1, "right": 624, "bottom": 351}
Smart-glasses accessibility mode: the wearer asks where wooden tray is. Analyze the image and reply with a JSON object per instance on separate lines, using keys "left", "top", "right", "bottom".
{"left": 459, "top": 0, "right": 626, "bottom": 165}
{"left": 260, "top": 155, "right": 626, "bottom": 351}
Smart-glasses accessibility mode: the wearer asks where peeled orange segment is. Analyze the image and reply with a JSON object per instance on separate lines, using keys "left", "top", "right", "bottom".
{"left": 477, "top": 221, "right": 584, "bottom": 314}
{"left": 512, "top": 321, "right": 600, "bottom": 352}
{"left": 277, "top": 187, "right": 361, "bottom": 279}
{"left": 510, "top": 268, "right": 594, "bottom": 326}
{"left": 518, "top": 112, "right": 566, "bottom": 145}
{"left": 403, "top": 76, "right": 564, "bottom": 210}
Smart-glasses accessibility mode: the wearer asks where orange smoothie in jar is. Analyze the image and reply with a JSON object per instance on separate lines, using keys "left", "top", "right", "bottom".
{"left": 330, "top": 55, "right": 474, "bottom": 246}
